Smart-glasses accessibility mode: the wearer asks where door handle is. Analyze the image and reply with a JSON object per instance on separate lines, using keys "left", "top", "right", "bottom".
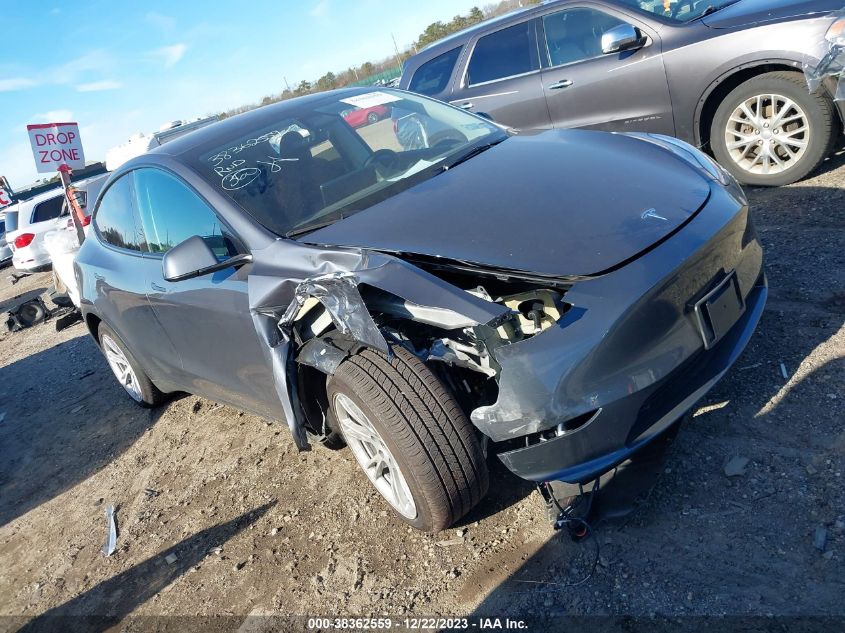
{"left": 458, "top": 102, "right": 474, "bottom": 110}
{"left": 150, "top": 282, "right": 167, "bottom": 293}
{"left": 548, "top": 79, "right": 573, "bottom": 90}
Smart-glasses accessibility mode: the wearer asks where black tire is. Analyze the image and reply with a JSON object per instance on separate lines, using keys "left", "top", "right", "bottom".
{"left": 16, "top": 301, "right": 46, "bottom": 327}
{"left": 327, "top": 346, "right": 488, "bottom": 532}
{"left": 711, "top": 71, "right": 836, "bottom": 187}
{"left": 97, "top": 323, "right": 164, "bottom": 408}
{"left": 367, "top": 111, "right": 380, "bottom": 124}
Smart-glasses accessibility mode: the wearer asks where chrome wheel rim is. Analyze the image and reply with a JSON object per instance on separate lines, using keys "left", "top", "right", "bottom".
{"left": 724, "top": 93, "right": 809, "bottom": 176}
{"left": 333, "top": 393, "right": 417, "bottom": 519}
{"left": 102, "top": 334, "right": 142, "bottom": 402}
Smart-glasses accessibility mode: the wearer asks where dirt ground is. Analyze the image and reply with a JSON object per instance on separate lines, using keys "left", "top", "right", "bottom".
{"left": 0, "top": 148, "right": 843, "bottom": 631}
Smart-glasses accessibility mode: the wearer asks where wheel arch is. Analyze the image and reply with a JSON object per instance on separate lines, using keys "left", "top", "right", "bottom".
{"left": 693, "top": 61, "right": 835, "bottom": 150}
{"left": 84, "top": 311, "right": 103, "bottom": 345}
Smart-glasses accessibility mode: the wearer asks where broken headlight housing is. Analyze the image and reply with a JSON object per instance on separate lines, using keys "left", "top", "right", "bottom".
{"left": 826, "top": 15, "right": 845, "bottom": 45}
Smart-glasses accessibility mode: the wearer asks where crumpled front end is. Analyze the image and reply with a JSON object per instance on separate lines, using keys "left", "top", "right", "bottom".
{"left": 479, "top": 184, "right": 766, "bottom": 483}
{"left": 246, "top": 170, "right": 764, "bottom": 485}
{"left": 804, "top": 8, "right": 845, "bottom": 101}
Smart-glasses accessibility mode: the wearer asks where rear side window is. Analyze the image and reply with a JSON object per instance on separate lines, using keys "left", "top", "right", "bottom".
{"left": 95, "top": 175, "right": 145, "bottom": 251}
{"left": 408, "top": 47, "right": 462, "bottom": 96}
{"left": 133, "top": 168, "right": 235, "bottom": 258}
{"left": 467, "top": 23, "right": 534, "bottom": 85}
{"left": 4, "top": 211, "right": 18, "bottom": 233}
{"left": 32, "top": 196, "right": 64, "bottom": 223}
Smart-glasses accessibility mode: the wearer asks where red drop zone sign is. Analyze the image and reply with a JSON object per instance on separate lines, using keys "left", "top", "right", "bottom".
{"left": 27, "top": 122, "right": 85, "bottom": 173}
{"left": 0, "top": 183, "right": 12, "bottom": 210}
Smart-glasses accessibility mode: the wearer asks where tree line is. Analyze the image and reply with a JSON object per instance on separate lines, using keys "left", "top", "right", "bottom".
{"left": 220, "top": 0, "right": 540, "bottom": 118}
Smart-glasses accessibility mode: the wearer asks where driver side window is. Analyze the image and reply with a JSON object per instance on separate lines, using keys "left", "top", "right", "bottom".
{"left": 132, "top": 168, "right": 236, "bottom": 259}
{"left": 542, "top": 8, "right": 626, "bottom": 67}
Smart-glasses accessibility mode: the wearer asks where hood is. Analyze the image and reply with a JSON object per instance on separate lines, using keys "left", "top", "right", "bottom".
{"left": 701, "top": 0, "right": 839, "bottom": 29}
{"left": 303, "top": 130, "right": 711, "bottom": 279}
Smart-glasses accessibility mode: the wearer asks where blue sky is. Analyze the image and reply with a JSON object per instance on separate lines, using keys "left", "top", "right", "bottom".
{"left": 0, "top": 0, "right": 482, "bottom": 188}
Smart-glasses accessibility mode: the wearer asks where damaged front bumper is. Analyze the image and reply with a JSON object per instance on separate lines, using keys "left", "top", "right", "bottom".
{"left": 480, "top": 185, "right": 766, "bottom": 483}
{"left": 804, "top": 9, "right": 845, "bottom": 103}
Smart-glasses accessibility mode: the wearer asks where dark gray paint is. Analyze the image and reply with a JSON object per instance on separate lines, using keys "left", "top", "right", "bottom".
{"left": 399, "top": 0, "right": 844, "bottom": 145}
{"left": 76, "top": 89, "right": 765, "bottom": 483}
{"left": 303, "top": 129, "right": 712, "bottom": 277}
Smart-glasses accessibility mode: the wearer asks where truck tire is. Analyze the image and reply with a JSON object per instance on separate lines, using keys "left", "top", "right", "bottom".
{"left": 327, "top": 346, "right": 488, "bottom": 532}
{"left": 98, "top": 323, "right": 164, "bottom": 407}
{"left": 711, "top": 71, "right": 836, "bottom": 187}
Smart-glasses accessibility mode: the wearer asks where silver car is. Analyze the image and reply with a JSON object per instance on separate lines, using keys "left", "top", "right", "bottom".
{"left": 0, "top": 216, "right": 12, "bottom": 265}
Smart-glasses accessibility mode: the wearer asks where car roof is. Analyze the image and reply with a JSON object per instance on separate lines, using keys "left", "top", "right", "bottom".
{"left": 142, "top": 87, "right": 384, "bottom": 164}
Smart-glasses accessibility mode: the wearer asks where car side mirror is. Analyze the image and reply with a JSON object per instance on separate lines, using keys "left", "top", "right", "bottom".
{"left": 162, "top": 235, "right": 252, "bottom": 282}
{"left": 601, "top": 24, "right": 646, "bottom": 55}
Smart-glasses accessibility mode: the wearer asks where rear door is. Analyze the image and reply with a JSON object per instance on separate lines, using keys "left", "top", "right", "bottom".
{"left": 538, "top": 5, "right": 674, "bottom": 134}
{"left": 449, "top": 21, "right": 552, "bottom": 130}
{"left": 132, "top": 167, "right": 277, "bottom": 416}
{"left": 89, "top": 173, "right": 181, "bottom": 386}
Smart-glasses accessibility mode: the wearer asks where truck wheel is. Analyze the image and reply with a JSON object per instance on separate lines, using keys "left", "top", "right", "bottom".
{"left": 327, "top": 346, "right": 488, "bottom": 532}
{"left": 711, "top": 71, "right": 836, "bottom": 187}
{"left": 98, "top": 323, "right": 163, "bottom": 407}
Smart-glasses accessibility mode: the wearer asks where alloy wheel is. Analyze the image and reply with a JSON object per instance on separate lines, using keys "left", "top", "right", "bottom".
{"left": 333, "top": 392, "right": 417, "bottom": 519}
{"left": 724, "top": 93, "right": 809, "bottom": 176}
{"left": 101, "top": 334, "right": 142, "bottom": 402}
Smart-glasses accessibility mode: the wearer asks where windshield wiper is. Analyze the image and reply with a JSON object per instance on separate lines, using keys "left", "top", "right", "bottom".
{"left": 285, "top": 214, "right": 344, "bottom": 238}
{"left": 688, "top": 0, "right": 741, "bottom": 21}
{"left": 441, "top": 137, "right": 506, "bottom": 171}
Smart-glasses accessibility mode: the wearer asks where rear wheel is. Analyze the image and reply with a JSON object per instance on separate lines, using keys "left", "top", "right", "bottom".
{"left": 98, "top": 323, "right": 163, "bottom": 407}
{"left": 327, "top": 346, "right": 488, "bottom": 532}
{"left": 711, "top": 71, "right": 836, "bottom": 186}
{"left": 367, "top": 111, "right": 380, "bottom": 124}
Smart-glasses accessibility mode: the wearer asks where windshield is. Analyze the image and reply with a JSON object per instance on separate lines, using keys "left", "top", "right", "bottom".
{"left": 618, "top": 0, "right": 739, "bottom": 22}
{"left": 189, "top": 90, "right": 504, "bottom": 237}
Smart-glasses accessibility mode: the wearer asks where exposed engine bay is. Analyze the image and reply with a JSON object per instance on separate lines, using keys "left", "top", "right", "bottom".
{"left": 279, "top": 256, "right": 570, "bottom": 446}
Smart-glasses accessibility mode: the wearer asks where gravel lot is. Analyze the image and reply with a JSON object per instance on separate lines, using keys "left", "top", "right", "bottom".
{"left": 0, "top": 146, "right": 843, "bottom": 631}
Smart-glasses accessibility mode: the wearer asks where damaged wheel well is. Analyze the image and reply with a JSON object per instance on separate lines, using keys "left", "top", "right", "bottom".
{"left": 85, "top": 313, "right": 102, "bottom": 344}
{"left": 697, "top": 64, "right": 818, "bottom": 150}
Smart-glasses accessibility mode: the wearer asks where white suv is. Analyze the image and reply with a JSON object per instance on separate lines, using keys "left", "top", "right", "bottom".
{"left": 5, "top": 188, "right": 66, "bottom": 272}
{"left": 6, "top": 174, "right": 108, "bottom": 272}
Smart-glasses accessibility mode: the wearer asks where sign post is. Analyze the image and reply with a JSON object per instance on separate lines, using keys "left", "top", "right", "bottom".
{"left": 26, "top": 121, "right": 87, "bottom": 241}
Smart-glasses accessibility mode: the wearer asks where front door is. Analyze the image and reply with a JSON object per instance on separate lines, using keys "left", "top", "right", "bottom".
{"left": 131, "top": 167, "right": 278, "bottom": 416}
{"left": 538, "top": 6, "right": 674, "bottom": 134}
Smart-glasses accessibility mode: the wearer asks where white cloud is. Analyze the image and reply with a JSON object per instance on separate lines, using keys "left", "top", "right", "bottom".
{"left": 46, "top": 50, "right": 115, "bottom": 85}
{"left": 31, "top": 110, "right": 75, "bottom": 125}
{"left": 0, "top": 77, "right": 37, "bottom": 92}
{"left": 76, "top": 80, "right": 122, "bottom": 92}
{"left": 150, "top": 43, "right": 188, "bottom": 68}
{"left": 146, "top": 11, "right": 176, "bottom": 31}
{"left": 310, "top": 0, "right": 329, "bottom": 18}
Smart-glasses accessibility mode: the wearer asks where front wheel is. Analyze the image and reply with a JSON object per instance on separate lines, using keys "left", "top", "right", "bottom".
{"left": 710, "top": 71, "right": 837, "bottom": 187}
{"left": 327, "top": 346, "right": 488, "bottom": 532}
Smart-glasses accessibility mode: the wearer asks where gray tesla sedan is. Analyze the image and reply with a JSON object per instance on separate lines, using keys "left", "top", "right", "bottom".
{"left": 399, "top": 0, "right": 845, "bottom": 187}
{"left": 77, "top": 88, "right": 766, "bottom": 532}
